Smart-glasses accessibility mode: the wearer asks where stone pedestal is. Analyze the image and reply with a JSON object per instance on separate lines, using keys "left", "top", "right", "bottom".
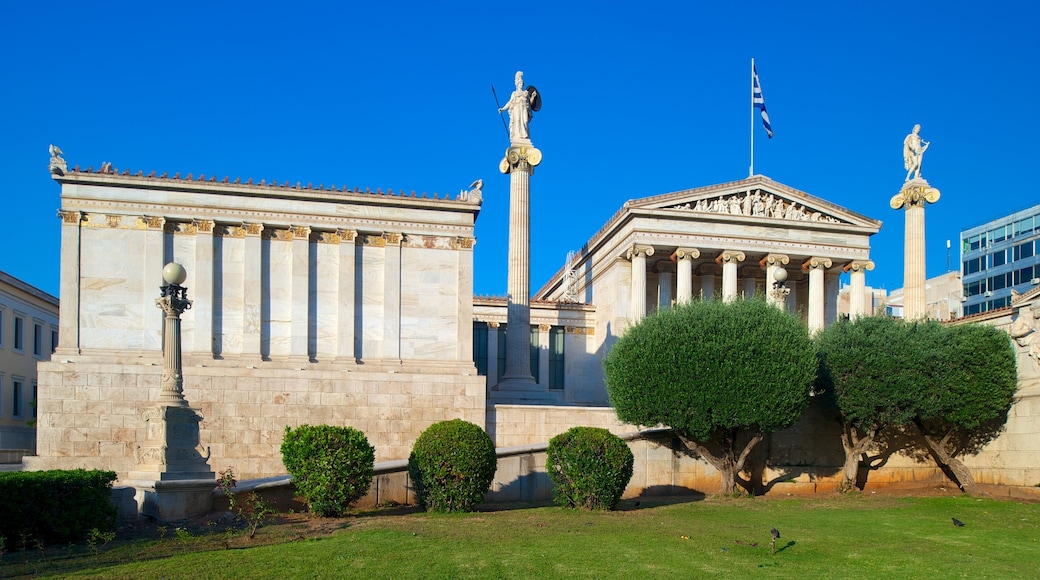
{"left": 126, "top": 405, "right": 214, "bottom": 521}
{"left": 890, "top": 178, "right": 940, "bottom": 320}
{"left": 497, "top": 144, "right": 544, "bottom": 394}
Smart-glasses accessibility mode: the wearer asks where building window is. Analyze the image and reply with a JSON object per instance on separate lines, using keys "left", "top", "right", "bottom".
{"left": 472, "top": 322, "right": 488, "bottom": 376}
{"left": 12, "top": 379, "right": 23, "bottom": 419}
{"left": 990, "top": 225, "right": 1008, "bottom": 244}
{"left": 990, "top": 250, "right": 1006, "bottom": 268}
{"left": 1013, "top": 241, "right": 1035, "bottom": 262}
{"left": 497, "top": 324, "right": 507, "bottom": 380}
{"left": 1014, "top": 216, "right": 1035, "bottom": 238}
{"left": 530, "top": 326, "right": 540, "bottom": 384}
{"left": 548, "top": 326, "right": 565, "bottom": 390}
{"left": 963, "top": 257, "right": 983, "bottom": 275}
{"left": 1014, "top": 266, "right": 1035, "bottom": 286}
{"left": 32, "top": 382, "right": 37, "bottom": 419}
{"left": 51, "top": 329, "right": 58, "bottom": 353}
{"left": 13, "top": 315, "right": 24, "bottom": 352}
{"left": 33, "top": 322, "right": 43, "bottom": 357}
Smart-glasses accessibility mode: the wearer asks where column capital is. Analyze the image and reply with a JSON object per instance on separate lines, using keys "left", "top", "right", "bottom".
{"left": 671, "top": 247, "right": 701, "bottom": 261}
{"left": 499, "top": 145, "right": 543, "bottom": 175}
{"left": 241, "top": 222, "right": 264, "bottom": 237}
{"left": 337, "top": 229, "right": 358, "bottom": 243}
{"left": 290, "top": 225, "right": 311, "bottom": 239}
{"left": 890, "top": 181, "right": 940, "bottom": 210}
{"left": 760, "top": 253, "right": 790, "bottom": 268}
{"left": 382, "top": 232, "right": 402, "bottom": 245}
{"left": 626, "top": 244, "right": 655, "bottom": 260}
{"left": 715, "top": 250, "right": 746, "bottom": 265}
{"left": 192, "top": 219, "right": 215, "bottom": 233}
{"left": 802, "top": 256, "right": 833, "bottom": 271}
{"left": 843, "top": 260, "right": 876, "bottom": 273}
{"left": 56, "top": 209, "right": 83, "bottom": 224}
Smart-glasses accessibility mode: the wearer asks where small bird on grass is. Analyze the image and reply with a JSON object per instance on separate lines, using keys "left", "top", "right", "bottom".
{"left": 952, "top": 518, "right": 965, "bottom": 527}
{"left": 771, "top": 527, "right": 780, "bottom": 540}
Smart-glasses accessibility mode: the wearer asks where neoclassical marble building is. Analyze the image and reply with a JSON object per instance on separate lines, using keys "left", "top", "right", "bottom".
{"left": 31, "top": 161, "right": 486, "bottom": 479}
{"left": 479, "top": 175, "right": 882, "bottom": 405}
{"left": 32, "top": 154, "right": 884, "bottom": 482}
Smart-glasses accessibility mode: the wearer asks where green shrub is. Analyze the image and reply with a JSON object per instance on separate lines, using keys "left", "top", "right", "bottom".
{"left": 408, "top": 419, "right": 497, "bottom": 512}
{"left": 280, "top": 424, "right": 375, "bottom": 517}
{"left": 0, "top": 469, "right": 117, "bottom": 544}
{"left": 547, "top": 427, "right": 634, "bottom": 510}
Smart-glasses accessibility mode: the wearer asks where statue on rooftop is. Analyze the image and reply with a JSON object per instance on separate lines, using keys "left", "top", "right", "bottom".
{"left": 903, "top": 124, "right": 929, "bottom": 181}
{"left": 498, "top": 71, "right": 541, "bottom": 143}
{"left": 49, "top": 144, "right": 67, "bottom": 176}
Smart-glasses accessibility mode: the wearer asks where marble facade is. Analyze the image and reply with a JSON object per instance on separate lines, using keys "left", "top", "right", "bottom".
{"left": 477, "top": 175, "right": 882, "bottom": 405}
{"left": 30, "top": 167, "right": 485, "bottom": 480}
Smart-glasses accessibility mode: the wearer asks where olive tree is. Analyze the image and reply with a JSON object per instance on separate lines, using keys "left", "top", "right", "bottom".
{"left": 914, "top": 322, "right": 1018, "bottom": 496}
{"left": 816, "top": 316, "right": 926, "bottom": 492}
{"left": 604, "top": 299, "right": 816, "bottom": 495}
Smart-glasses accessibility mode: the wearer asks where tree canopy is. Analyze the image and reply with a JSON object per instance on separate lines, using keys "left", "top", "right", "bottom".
{"left": 604, "top": 298, "right": 816, "bottom": 494}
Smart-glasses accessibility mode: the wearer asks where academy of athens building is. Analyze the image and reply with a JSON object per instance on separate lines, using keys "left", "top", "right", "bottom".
{"left": 29, "top": 152, "right": 903, "bottom": 488}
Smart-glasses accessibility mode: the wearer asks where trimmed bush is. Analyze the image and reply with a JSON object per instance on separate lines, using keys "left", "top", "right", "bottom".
{"left": 408, "top": 419, "right": 496, "bottom": 512}
{"left": 281, "top": 424, "right": 375, "bottom": 517}
{"left": 0, "top": 469, "right": 117, "bottom": 544}
{"left": 547, "top": 427, "right": 634, "bottom": 510}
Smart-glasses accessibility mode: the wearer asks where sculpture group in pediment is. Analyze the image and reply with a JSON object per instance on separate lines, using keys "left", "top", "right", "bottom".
{"left": 667, "top": 189, "right": 842, "bottom": 224}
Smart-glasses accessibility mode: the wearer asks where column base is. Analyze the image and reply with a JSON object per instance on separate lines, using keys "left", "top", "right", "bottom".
{"left": 123, "top": 477, "right": 216, "bottom": 521}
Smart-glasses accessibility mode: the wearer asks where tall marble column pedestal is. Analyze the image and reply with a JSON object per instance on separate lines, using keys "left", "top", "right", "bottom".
{"left": 890, "top": 177, "right": 940, "bottom": 320}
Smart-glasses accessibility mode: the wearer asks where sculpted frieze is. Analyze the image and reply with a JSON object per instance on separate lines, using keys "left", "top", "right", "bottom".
{"left": 665, "top": 189, "right": 844, "bottom": 224}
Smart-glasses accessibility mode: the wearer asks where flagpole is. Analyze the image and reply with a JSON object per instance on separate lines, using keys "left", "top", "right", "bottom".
{"left": 749, "top": 57, "right": 755, "bottom": 178}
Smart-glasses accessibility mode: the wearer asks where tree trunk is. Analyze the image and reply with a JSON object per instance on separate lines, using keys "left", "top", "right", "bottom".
{"left": 914, "top": 421, "right": 987, "bottom": 497}
{"left": 837, "top": 424, "right": 876, "bottom": 493}
{"left": 678, "top": 431, "right": 764, "bottom": 496}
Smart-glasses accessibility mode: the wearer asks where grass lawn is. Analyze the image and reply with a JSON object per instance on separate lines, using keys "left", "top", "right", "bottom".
{"left": 5, "top": 494, "right": 1038, "bottom": 578}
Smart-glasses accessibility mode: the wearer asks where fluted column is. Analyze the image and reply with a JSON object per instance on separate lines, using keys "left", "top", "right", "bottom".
{"left": 56, "top": 210, "right": 82, "bottom": 354}
{"left": 337, "top": 230, "right": 357, "bottom": 362}
{"left": 192, "top": 220, "right": 215, "bottom": 355}
{"left": 804, "top": 257, "right": 832, "bottom": 334}
{"left": 673, "top": 248, "right": 699, "bottom": 305}
{"left": 891, "top": 180, "right": 940, "bottom": 320}
{"left": 762, "top": 254, "right": 790, "bottom": 308}
{"left": 845, "top": 260, "right": 875, "bottom": 319}
{"left": 655, "top": 262, "right": 673, "bottom": 311}
{"left": 242, "top": 222, "right": 264, "bottom": 358}
{"left": 718, "top": 250, "right": 746, "bottom": 303}
{"left": 290, "top": 226, "right": 311, "bottom": 360}
{"left": 499, "top": 145, "right": 542, "bottom": 387}
{"left": 627, "top": 245, "right": 655, "bottom": 322}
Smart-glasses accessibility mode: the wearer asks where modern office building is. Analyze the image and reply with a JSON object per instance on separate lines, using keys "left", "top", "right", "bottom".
{"left": 961, "top": 203, "right": 1040, "bottom": 316}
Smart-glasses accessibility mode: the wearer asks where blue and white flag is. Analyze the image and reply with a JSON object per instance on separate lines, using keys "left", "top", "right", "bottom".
{"left": 752, "top": 64, "right": 773, "bottom": 138}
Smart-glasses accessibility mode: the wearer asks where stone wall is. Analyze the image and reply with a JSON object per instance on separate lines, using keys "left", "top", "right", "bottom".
{"left": 27, "top": 357, "right": 485, "bottom": 481}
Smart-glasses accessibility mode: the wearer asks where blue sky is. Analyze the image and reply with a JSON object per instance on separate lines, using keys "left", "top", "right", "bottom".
{"left": 3, "top": 1, "right": 1037, "bottom": 299}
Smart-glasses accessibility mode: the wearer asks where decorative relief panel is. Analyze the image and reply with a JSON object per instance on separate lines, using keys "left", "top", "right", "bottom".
{"left": 137, "top": 216, "right": 165, "bottom": 230}
{"left": 664, "top": 189, "right": 844, "bottom": 224}
{"left": 362, "top": 234, "right": 386, "bottom": 247}
{"left": 57, "top": 210, "right": 82, "bottom": 224}
{"left": 315, "top": 231, "right": 341, "bottom": 244}
{"left": 193, "top": 219, "right": 215, "bottom": 234}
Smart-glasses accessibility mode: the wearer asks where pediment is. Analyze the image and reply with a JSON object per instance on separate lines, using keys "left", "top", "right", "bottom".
{"left": 626, "top": 175, "right": 880, "bottom": 230}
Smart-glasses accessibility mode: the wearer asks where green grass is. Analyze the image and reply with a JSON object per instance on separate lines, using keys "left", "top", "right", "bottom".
{"left": 5, "top": 495, "right": 1039, "bottom": 578}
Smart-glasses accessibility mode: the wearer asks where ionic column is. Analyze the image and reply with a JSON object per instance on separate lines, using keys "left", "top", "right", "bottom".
{"left": 891, "top": 180, "right": 940, "bottom": 320}
{"left": 804, "top": 257, "right": 832, "bottom": 334}
{"left": 336, "top": 230, "right": 357, "bottom": 362}
{"left": 314, "top": 232, "right": 340, "bottom": 363}
{"left": 143, "top": 217, "right": 166, "bottom": 350}
{"left": 192, "top": 220, "right": 215, "bottom": 356}
{"left": 242, "top": 222, "right": 264, "bottom": 358}
{"left": 499, "top": 145, "right": 542, "bottom": 387}
{"left": 825, "top": 269, "right": 840, "bottom": 326}
{"left": 627, "top": 245, "right": 655, "bottom": 322}
{"left": 762, "top": 254, "right": 790, "bottom": 308}
{"left": 844, "top": 260, "right": 875, "bottom": 319}
{"left": 654, "top": 261, "right": 674, "bottom": 310}
{"left": 55, "top": 210, "right": 82, "bottom": 354}
{"left": 290, "top": 226, "right": 311, "bottom": 361}
{"left": 672, "top": 248, "right": 700, "bottom": 305}
{"left": 718, "top": 250, "right": 746, "bottom": 303}
{"left": 383, "top": 232, "right": 403, "bottom": 362}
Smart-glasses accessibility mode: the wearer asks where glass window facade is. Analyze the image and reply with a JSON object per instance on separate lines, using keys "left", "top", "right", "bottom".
{"left": 961, "top": 203, "right": 1040, "bottom": 315}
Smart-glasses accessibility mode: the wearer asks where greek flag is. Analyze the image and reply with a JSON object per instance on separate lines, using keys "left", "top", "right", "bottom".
{"left": 752, "top": 64, "right": 773, "bottom": 138}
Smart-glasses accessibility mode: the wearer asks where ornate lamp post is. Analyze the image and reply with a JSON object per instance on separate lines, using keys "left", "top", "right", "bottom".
{"left": 127, "top": 262, "right": 214, "bottom": 521}
{"left": 156, "top": 262, "right": 192, "bottom": 406}
{"left": 770, "top": 268, "right": 790, "bottom": 311}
